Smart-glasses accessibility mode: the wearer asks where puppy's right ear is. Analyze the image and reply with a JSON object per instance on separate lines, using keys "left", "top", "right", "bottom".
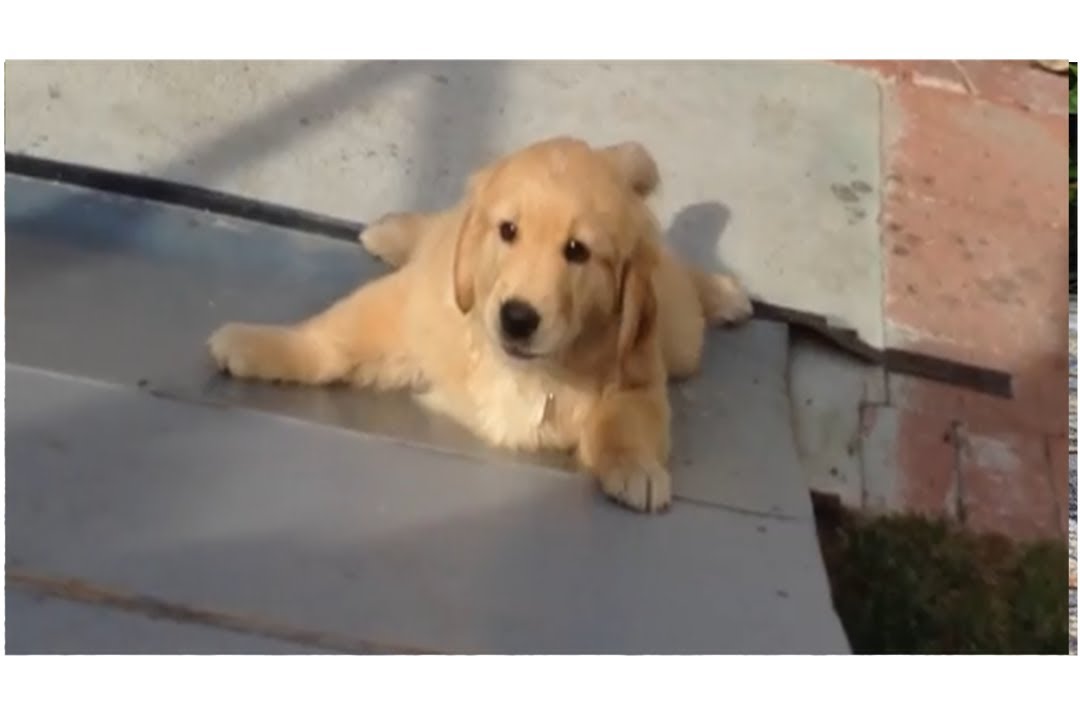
{"left": 615, "top": 239, "right": 660, "bottom": 388}
{"left": 598, "top": 141, "right": 660, "bottom": 198}
{"left": 452, "top": 166, "right": 494, "bottom": 314}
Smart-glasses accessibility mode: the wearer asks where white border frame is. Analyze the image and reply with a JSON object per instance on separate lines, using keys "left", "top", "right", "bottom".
{"left": 1, "top": 2, "right": 1077, "bottom": 715}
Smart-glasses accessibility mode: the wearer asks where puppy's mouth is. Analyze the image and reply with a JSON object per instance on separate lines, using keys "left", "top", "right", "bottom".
{"left": 501, "top": 343, "right": 543, "bottom": 360}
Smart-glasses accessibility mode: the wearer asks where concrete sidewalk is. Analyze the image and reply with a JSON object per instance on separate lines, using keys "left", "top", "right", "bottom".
{"left": 5, "top": 174, "right": 847, "bottom": 654}
{"left": 14, "top": 58, "right": 1068, "bottom": 542}
{"left": 6, "top": 60, "right": 886, "bottom": 350}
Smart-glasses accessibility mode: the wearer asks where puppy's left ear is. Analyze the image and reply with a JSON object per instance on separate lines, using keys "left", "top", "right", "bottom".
{"left": 615, "top": 240, "right": 660, "bottom": 388}
{"left": 598, "top": 141, "right": 660, "bottom": 198}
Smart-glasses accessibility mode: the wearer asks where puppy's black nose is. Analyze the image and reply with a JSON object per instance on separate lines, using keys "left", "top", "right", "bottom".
{"left": 499, "top": 298, "right": 541, "bottom": 340}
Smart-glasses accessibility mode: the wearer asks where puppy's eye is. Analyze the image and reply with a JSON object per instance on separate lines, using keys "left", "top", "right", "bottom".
{"left": 498, "top": 221, "right": 517, "bottom": 243}
{"left": 563, "top": 238, "right": 590, "bottom": 264}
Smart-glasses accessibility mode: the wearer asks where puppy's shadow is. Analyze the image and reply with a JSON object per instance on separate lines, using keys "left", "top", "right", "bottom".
{"left": 665, "top": 202, "right": 732, "bottom": 273}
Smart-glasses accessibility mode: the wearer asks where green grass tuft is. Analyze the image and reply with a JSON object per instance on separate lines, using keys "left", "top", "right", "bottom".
{"left": 813, "top": 495, "right": 1070, "bottom": 654}
{"left": 1070, "top": 62, "right": 1076, "bottom": 114}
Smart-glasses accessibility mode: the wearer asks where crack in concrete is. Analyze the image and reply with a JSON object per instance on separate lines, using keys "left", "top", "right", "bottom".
{"left": 8, "top": 569, "right": 447, "bottom": 655}
{"left": 856, "top": 400, "right": 892, "bottom": 511}
{"left": 946, "top": 420, "right": 968, "bottom": 525}
{"left": 1043, "top": 434, "right": 1065, "bottom": 536}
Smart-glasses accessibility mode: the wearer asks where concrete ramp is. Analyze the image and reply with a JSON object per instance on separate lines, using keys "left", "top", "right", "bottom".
{"left": 5, "top": 175, "right": 848, "bottom": 654}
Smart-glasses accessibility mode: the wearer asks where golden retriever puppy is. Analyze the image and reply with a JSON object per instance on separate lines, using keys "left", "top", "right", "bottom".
{"left": 208, "top": 137, "right": 752, "bottom": 512}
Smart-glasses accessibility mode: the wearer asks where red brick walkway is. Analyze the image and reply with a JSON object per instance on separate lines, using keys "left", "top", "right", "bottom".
{"left": 837, "top": 61, "right": 1071, "bottom": 541}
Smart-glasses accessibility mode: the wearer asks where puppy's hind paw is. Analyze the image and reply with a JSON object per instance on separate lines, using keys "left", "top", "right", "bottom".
{"left": 359, "top": 212, "right": 420, "bottom": 268}
{"left": 701, "top": 272, "right": 753, "bottom": 326}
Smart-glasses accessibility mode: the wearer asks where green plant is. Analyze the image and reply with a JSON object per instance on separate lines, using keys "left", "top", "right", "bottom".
{"left": 1070, "top": 62, "right": 1077, "bottom": 114}
{"left": 812, "top": 495, "right": 1070, "bottom": 654}
{"left": 1071, "top": 62, "right": 1076, "bottom": 205}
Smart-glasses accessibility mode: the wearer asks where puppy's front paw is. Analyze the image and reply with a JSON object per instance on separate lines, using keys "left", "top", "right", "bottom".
{"left": 702, "top": 273, "right": 753, "bottom": 326}
{"left": 599, "top": 459, "right": 672, "bottom": 513}
{"left": 208, "top": 323, "right": 295, "bottom": 382}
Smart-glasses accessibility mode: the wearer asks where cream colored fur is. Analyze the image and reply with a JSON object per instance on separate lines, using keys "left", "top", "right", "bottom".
{"left": 208, "top": 137, "right": 751, "bottom": 512}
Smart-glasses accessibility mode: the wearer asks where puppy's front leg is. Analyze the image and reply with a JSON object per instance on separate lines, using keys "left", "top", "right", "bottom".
{"left": 578, "top": 384, "right": 673, "bottom": 513}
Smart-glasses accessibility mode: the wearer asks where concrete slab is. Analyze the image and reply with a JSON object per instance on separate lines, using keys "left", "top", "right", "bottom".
{"left": 788, "top": 333, "right": 886, "bottom": 507}
{"left": 6, "top": 59, "right": 885, "bottom": 351}
{"left": 6, "top": 589, "right": 333, "bottom": 654}
{"left": 669, "top": 320, "right": 809, "bottom": 515}
{"left": 5, "top": 173, "right": 850, "bottom": 653}
{"left": 5, "top": 174, "right": 811, "bottom": 519}
{"left": 858, "top": 404, "right": 908, "bottom": 514}
{"left": 6, "top": 364, "right": 848, "bottom": 654}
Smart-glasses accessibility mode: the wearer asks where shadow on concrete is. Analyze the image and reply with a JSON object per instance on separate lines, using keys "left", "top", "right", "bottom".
{"left": 161, "top": 62, "right": 416, "bottom": 189}
{"left": 665, "top": 201, "right": 734, "bottom": 268}
{"left": 408, "top": 61, "right": 505, "bottom": 212}
{"left": 5, "top": 363, "right": 843, "bottom": 655}
{"left": 666, "top": 201, "right": 733, "bottom": 272}
{"left": 5, "top": 60, "right": 507, "bottom": 274}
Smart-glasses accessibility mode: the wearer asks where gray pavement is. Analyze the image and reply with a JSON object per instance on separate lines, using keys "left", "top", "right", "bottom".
{"left": 6, "top": 589, "right": 334, "bottom": 655}
{"left": 2, "top": 60, "right": 881, "bottom": 653}
{"left": 5, "top": 175, "right": 849, "bottom": 654}
{"left": 6, "top": 60, "right": 885, "bottom": 350}
{"left": 5, "top": 58, "right": 894, "bottom": 511}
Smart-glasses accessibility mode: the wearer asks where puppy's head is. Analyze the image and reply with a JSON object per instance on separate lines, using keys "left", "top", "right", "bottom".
{"left": 452, "top": 137, "right": 662, "bottom": 384}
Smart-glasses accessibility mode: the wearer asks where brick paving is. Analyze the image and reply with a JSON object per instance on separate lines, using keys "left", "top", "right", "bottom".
{"left": 843, "top": 61, "right": 1074, "bottom": 652}
{"left": 837, "top": 60, "right": 1072, "bottom": 543}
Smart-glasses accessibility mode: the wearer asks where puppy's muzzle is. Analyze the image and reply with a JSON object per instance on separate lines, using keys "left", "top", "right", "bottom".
{"left": 499, "top": 298, "right": 541, "bottom": 342}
